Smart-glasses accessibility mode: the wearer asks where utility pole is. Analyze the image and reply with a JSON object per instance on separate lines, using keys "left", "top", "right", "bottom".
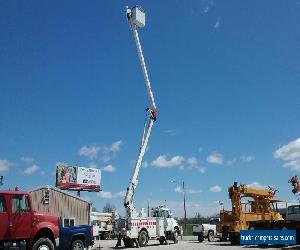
{"left": 0, "top": 176, "right": 3, "bottom": 187}
{"left": 171, "top": 179, "right": 187, "bottom": 232}
{"left": 183, "top": 181, "right": 187, "bottom": 232}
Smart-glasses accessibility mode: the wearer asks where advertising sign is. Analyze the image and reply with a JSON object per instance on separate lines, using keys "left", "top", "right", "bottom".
{"left": 56, "top": 164, "right": 101, "bottom": 191}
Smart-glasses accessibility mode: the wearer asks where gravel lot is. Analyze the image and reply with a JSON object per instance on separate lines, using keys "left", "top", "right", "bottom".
{"left": 92, "top": 236, "right": 299, "bottom": 250}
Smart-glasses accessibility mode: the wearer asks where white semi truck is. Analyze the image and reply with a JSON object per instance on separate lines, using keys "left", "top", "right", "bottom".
{"left": 117, "top": 5, "right": 180, "bottom": 248}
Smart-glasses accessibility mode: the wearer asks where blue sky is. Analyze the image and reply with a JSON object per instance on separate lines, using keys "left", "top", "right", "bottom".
{"left": 1, "top": 0, "right": 300, "bottom": 217}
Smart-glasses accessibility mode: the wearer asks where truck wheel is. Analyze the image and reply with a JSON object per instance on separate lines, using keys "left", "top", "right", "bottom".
{"left": 173, "top": 230, "right": 179, "bottom": 244}
{"left": 159, "top": 236, "right": 165, "bottom": 244}
{"left": 138, "top": 230, "right": 148, "bottom": 247}
{"left": 123, "top": 238, "right": 135, "bottom": 247}
{"left": 71, "top": 239, "right": 84, "bottom": 250}
{"left": 104, "top": 232, "right": 109, "bottom": 240}
{"left": 208, "top": 231, "right": 214, "bottom": 242}
{"left": 229, "top": 233, "right": 240, "bottom": 245}
{"left": 32, "top": 238, "right": 54, "bottom": 250}
{"left": 198, "top": 234, "right": 204, "bottom": 242}
{"left": 221, "top": 231, "right": 228, "bottom": 241}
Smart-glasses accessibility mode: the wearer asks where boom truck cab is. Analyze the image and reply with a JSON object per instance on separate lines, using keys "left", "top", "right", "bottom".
{"left": 0, "top": 188, "right": 60, "bottom": 250}
{"left": 152, "top": 206, "right": 181, "bottom": 239}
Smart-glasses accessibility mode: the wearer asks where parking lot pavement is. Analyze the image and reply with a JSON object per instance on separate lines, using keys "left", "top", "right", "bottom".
{"left": 92, "top": 237, "right": 300, "bottom": 250}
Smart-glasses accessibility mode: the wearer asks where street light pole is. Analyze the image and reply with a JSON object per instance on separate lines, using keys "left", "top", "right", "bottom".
{"left": 171, "top": 179, "right": 187, "bottom": 232}
{"left": 183, "top": 181, "right": 186, "bottom": 232}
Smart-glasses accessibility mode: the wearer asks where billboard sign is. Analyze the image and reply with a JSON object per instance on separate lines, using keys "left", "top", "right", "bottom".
{"left": 56, "top": 164, "right": 101, "bottom": 191}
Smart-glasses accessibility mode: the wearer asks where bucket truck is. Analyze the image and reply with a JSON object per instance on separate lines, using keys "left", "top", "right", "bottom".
{"left": 118, "top": 6, "right": 180, "bottom": 248}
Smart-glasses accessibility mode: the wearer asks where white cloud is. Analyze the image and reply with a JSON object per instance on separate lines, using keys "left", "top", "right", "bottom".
{"left": 97, "top": 191, "right": 113, "bottom": 199}
{"left": 210, "top": 185, "right": 222, "bottom": 192}
{"left": 142, "top": 161, "right": 149, "bottom": 168}
{"left": 79, "top": 145, "right": 100, "bottom": 160}
{"left": 115, "top": 191, "right": 126, "bottom": 197}
{"left": 174, "top": 186, "right": 202, "bottom": 194}
{"left": 21, "top": 156, "right": 34, "bottom": 162}
{"left": 102, "top": 165, "right": 116, "bottom": 173}
{"left": 80, "top": 140, "right": 123, "bottom": 162}
{"left": 97, "top": 190, "right": 125, "bottom": 199}
{"left": 174, "top": 186, "right": 182, "bottom": 193}
{"left": 226, "top": 158, "right": 236, "bottom": 166}
{"left": 214, "top": 17, "right": 220, "bottom": 29}
{"left": 207, "top": 152, "right": 223, "bottom": 165}
{"left": 102, "top": 155, "right": 111, "bottom": 163}
{"left": 241, "top": 155, "right": 255, "bottom": 163}
{"left": 150, "top": 155, "right": 184, "bottom": 168}
{"left": 201, "top": 0, "right": 214, "bottom": 14}
{"left": 179, "top": 165, "right": 185, "bottom": 170}
{"left": 246, "top": 182, "right": 266, "bottom": 189}
{"left": 187, "top": 157, "right": 198, "bottom": 166}
{"left": 82, "top": 196, "right": 91, "bottom": 203}
{"left": 274, "top": 138, "right": 300, "bottom": 171}
{"left": 110, "top": 140, "right": 122, "bottom": 153}
{"left": 0, "top": 159, "right": 12, "bottom": 172}
{"left": 24, "top": 165, "right": 39, "bottom": 175}
{"left": 164, "top": 129, "right": 176, "bottom": 136}
{"left": 197, "top": 167, "right": 206, "bottom": 174}
{"left": 187, "top": 189, "right": 203, "bottom": 194}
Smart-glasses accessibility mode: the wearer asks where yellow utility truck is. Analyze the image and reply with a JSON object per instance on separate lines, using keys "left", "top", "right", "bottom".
{"left": 217, "top": 182, "right": 284, "bottom": 244}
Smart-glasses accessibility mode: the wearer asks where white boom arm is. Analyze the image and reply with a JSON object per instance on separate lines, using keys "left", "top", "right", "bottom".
{"left": 124, "top": 6, "right": 157, "bottom": 218}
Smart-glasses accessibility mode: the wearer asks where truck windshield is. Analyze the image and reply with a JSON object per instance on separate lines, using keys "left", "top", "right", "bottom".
{"left": 153, "top": 210, "right": 171, "bottom": 218}
{"left": 12, "top": 195, "right": 30, "bottom": 213}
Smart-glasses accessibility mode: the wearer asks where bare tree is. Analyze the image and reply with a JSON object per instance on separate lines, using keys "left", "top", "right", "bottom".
{"left": 92, "top": 206, "right": 99, "bottom": 212}
{"left": 102, "top": 203, "right": 116, "bottom": 213}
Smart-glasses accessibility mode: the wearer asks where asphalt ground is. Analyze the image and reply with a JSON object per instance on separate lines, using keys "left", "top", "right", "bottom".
{"left": 92, "top": 236, "right": 300, "bottom": 250}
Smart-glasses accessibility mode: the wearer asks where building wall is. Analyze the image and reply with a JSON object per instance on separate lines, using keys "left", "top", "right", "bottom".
{"left": 30, "top": 187, "right": 91, "bottom": 226}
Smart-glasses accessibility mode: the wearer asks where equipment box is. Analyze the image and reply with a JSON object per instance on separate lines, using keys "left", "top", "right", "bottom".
{"left": 132, "top": 6, "right": 145, "bottom": 28}
{"left": 156, "top": 219, "right": 165, "bottom": 237}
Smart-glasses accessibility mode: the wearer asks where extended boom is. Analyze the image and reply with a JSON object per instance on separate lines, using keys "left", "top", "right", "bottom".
{"left": 123, "top": 6, "right": 157, "bottom": 219}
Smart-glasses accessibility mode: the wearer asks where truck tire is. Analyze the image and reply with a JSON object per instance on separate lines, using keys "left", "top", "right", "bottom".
{"left": 32, "top": 238, "right": 55, "bottom": 250}
{"left": 229, "top": 233, "right": 240, "bottom": 245}
{"left": 208, "top": 231, "right": 214, "bottom": 242}
{"left": 103, "top": 232, "right": 109, "bottom": 240}
{"left": 198, "top": 234, "right": 204, "bottom": 242}
{"left": 71, "top": 239, "right": 84, "bottom": 250}
{"left": 138, "top": 230, "right": 148, "bottom": 247}
{"left": 123, "top": 238, "right": 135, "bottom": 247}
{"left": 221, "top": 231, "right": 228, "bottom": 242}
{"left": 159, "top": 236, "right": 165, "bottom": 245}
